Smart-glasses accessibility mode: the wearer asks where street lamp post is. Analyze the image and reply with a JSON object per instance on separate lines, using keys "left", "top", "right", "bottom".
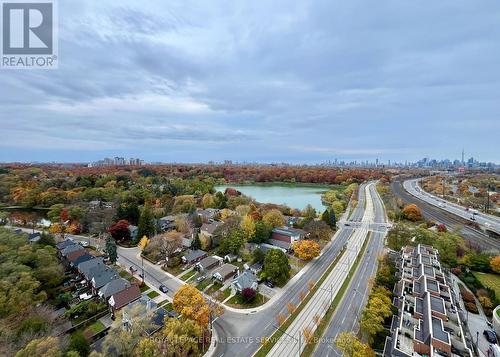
{"left": 141, "top": 256, "right": 145, "bottom": 284}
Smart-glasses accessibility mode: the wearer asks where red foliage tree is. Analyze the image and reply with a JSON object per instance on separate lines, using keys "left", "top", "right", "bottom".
{"left": 108, "top": 219, "right": 131, "bottom": 241}
{"left": 241, "top": 288, "right": 257, "bottom": 301}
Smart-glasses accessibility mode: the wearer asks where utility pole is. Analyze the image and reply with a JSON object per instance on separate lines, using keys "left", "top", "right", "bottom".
{"left": 442, "top": 176, "right": 445, "bottom": 198}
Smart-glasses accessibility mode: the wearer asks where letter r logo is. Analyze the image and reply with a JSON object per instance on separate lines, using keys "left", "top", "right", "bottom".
{"left": 2, "top": 2, "right": 53, "bottom": 55}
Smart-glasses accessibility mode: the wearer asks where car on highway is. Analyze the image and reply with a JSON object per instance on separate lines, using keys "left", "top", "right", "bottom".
{"left": 483, "top": 330, "right": 497, "bottom": 343}
{"left": 159, "top": 285, "right": 168, "bottom": 293}
{"left": 196, "top": 275, "right": 206, "bottom": 283}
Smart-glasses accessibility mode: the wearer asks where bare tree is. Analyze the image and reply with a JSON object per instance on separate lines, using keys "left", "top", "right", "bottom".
{"left": 153, "top": 231, "right": 183, "bottom": 261}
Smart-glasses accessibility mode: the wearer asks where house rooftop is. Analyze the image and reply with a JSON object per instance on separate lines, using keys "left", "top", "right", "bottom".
{"left": 200, "top": 221, "right": 223, "bottom": 235}
{"left": 109, "top": 285, "right": 142, "bottom": 310}
{"left": 183, "top": 249, "right": 207, "bottom": 262}
{"left": 99, "top": 277, "right": 131, "bottom": 299}
{"left": 272, "top": 226, "right": 307, "bottom": 236}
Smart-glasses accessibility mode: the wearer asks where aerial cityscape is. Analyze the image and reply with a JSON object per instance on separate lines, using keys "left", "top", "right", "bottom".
{"left": 1, "top": 1, "right": 499, "bottom": 357}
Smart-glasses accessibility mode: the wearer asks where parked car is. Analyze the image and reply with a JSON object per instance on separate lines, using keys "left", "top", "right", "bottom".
{"left": 196, "top": 275, "right": 206, "bottom": 283}
{"left": 159, "top": 285, "right": 168, "bottom": 293}
{"left": 484, "top": 330, "right": 497, "bottom": 343}
{"left": 79, "top": 241, "right": 89, "bottom": 247}
{"left": 79, "top": 293, "right": 93, "bottom": 301}
{"left": 264, "top": 280, "right": 274, "bottom": 288}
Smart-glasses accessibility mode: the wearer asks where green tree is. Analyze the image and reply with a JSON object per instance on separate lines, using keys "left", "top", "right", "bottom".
{"left": 302, "top": 204, "right": 317, "bottom": 222}
{"left": 67, "top": 332, "right": 90, "bottom": 357}
{"left": 213, "top": 191, "right": 227, "bottom": 209}
{"left": 137, "top": 203, "right": 156, "bottom": 239}
{"left": 263, "top": 249, "right": 290, "bottom": 285}
{"left": 252, "top": 248, "right": 265, "bottom": 264}
{"left": 105, "top": 237, "right": 117, "bottom": 264}
{"left": 115, "top": 201, "right": 140, "bottom": 225}
{"left": 219, "top": 228, "right": 244, "bottom": 255}
{"left": 253, "top": 221, "right": 272, "bottom": 243}
{"left": 191, "top": 233, "right": 202, "bottom": 250}
{"left": 262, "top": 209, "right": 285, "bottom": 228}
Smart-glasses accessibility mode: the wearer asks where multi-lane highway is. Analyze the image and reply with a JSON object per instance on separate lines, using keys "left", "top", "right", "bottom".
{"left": 392, "top": 179, "right": 500, "bottom": 252}
{"left": 313, "top": 183, "right": 388, "bottom": 357}
{"left": 404, "top": 178, "right": 500, "bottom": 235}
{"left": 266, "top": 184, "right": 377, "bottom": 357}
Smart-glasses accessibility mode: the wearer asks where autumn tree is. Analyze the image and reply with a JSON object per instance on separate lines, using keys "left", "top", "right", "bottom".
{"left": 240, "top": 215, "right": 256, "bottom": 241}
{"left": 108, "top": 219, "right": 131, "bottom": 241}
{"left": 262, "top": 209, "right": 285, "bottom": 228}
{"left": 15, "top": 336, "right": 63, "bottom": 357}
{"left": 157, "top": 318, "right": 202, "bottom": 356}
{"left": 360, "top": 287, "right": 392, "bottom": 341}
{"left": 241, "top": 287, "right": 257, "bottom": 301}
{"left": 490, "top": 256, "right": 500, "bottom": 273}
{"left": 156, "top": 231, "right": 182, "bottom": 261}
{"left": 302, "top": 204, "right": 317, "bottom": 222}
{"left": 263, "top": 249, "right": 291, "bottom": 285}
{"left": 138, "top": 236, "right": 149, "bottom": 250}
{"left": 335, "top": 332, "right": 374, "bottom": 357}
{"left": 402, "top": 204, "right": 422, "bottom": 221}
{"left": 173, "top": 285, "right": 210, "bottom": 327}
{"left": 201, "top": 193, "right": 215, "bottom": 209}
{"left": 293, "top": 240, "right": 321, "bottom": 260}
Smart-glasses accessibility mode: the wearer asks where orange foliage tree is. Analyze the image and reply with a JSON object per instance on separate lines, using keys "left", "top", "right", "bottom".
{"left": 293, "top": 240, "right": 321, "bottom": 261}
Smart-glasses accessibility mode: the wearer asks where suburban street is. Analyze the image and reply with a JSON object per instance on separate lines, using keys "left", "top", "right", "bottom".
{"left": 313, "top": 183, "right": 388, "bottom": 356}
{"left": 404, "top": 178, "right": 500, "bottom": 235}
{"left": 392, "top": 179, "right": 500, "bottom": 252}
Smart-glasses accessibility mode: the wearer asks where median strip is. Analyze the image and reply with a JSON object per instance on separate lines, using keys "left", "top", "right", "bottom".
{"left": 301, "top": 232, "right": 372, "bottom": 357}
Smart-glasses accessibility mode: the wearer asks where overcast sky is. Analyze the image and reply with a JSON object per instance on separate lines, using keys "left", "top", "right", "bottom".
{"left": 1, "top": 0, "right": 499, "bottom": 164}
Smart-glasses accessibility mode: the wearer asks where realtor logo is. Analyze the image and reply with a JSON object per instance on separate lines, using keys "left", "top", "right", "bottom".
{"left": 1, "top": 0, "right": 58, "bottom": 68}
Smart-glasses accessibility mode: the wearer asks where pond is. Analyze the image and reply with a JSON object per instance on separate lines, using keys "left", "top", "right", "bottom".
{"left": 215, "top": 184, "right": 328, "bottom": 212}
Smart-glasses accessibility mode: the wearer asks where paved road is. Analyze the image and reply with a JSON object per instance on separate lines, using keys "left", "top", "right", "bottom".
{"left": 267, "top": 184, "right": 376, "bottom": 357}
{"left": 392, "top": 179, "right": 500, "bottom": 252}
{"left": 313, "top": 183, "right": 388, "bottom": 356}
{"left": 210, "top": 184, "right": 370, "bottom": 357}
{"left": 404, "top": 178, "right": 500, "bottom": 235}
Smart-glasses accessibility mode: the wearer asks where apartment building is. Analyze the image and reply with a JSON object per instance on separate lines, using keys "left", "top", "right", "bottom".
{"left": 384, "top": 244, "right": 474, "bottom": 357}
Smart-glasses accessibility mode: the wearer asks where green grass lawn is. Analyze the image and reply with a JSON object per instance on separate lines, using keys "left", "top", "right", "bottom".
{"left": 119, "top": 270, "right": 134, "bottom": 281}
{"left": 83, "top": 320, "right": 105, "bottom": 336}
{"left": 205, "top": 282, "right": 224, "bottom": 296}
{"left": 196, "top": 279, "right": 213, "bottom": 291}
{"left": 473, "top": 272, "right": 500, "bottom": 297}
{"left": 181, "top": 269, "right": 196, "bottom": 281}
{"left": 147, "top": 290, "right": 160, "bottom": 299}
{"left": 162, "top": 264, "right": 185, "bottom": 277}
{"left": 139, "top": 283, "right": 150, "bottom": 292}
{"left": 158, "top": 301, "right": 173, "bottom": 310}
{"left": 226, "top": 293, "right": 267, "bottom": 308}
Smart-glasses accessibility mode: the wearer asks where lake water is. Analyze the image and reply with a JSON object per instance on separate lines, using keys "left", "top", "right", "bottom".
{"left": 215, "top": 184, "right": 328, "bottom": 212}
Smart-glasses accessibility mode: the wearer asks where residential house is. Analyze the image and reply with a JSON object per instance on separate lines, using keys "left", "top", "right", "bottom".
{"left": 248, "top": 262, "right": 263, "bottom": 275}
{"left": 158, "top": 215, "right": 176, "bottom": 232}
{"left": 77, "top": 257, "right": 105, "bottom": 282}
{"left": 196, "top": 208, "right": 219, "bottom": 222}
{"left": 182, "top": 249, "right": 208, "bottom": 265}
{"left": 224, "top": 253, "right": 238, "bottom": 263}
{"left": 70, "top": 253, "right": 94, "bottom": 268}
{"left": 196, "top": 256, "right": 223, "bottom": 272}
{"left": 259, "top": 243, "right": 287, "bottom": 254}
{"left": 65, "top": 249, "right": 88, "bottom": 266}
{"left": 56, "top": 239, "right": 76, "bottom": 250}
{"left": 122, "top": 296, "right": 173, "bottom": 336}
{"left": 232, "top": 271, "right": 258, "bottom": 293}
{"left": 91, "top": 267, "right": 119, "bottom": 295}
{"left": 27, "top": 232, "right": 41, "bottom": 243}
{"left": 268, "top": 238, "right": 294, "bottom": 251}
{"left": 108, "top": 285, "right": 142, "bottom": 315}
{"left": 212, "top": 263, "right": 238, "bottom": 283}
{"left": 61, "top": 243, "right": 85, "bottom": 258}
{"left": 271, "top": 227, "right": 308, "bottom": 248}
{"left": 98, "top": 277, "right": 131, "bottom": 301}
{"left": 200, "top": 221, "right": 223, "bottom": 247}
